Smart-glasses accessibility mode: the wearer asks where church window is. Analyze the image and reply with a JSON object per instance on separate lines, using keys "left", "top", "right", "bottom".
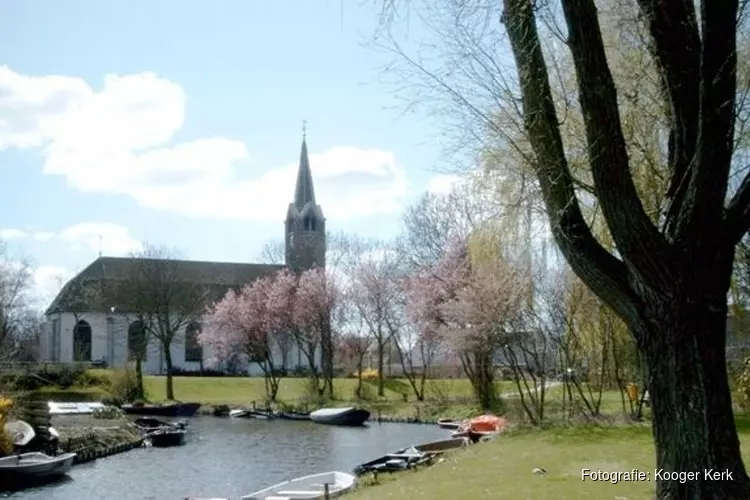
{"left": 73, "top": 320, "right": 92, "bottom": 362}
{"left": 185, "top": 322, "right": 203, "bottom": 362}
{"left": 304, "top": 217, "right": 316, "bottom": 231}
{"left": 128, "top": 320, "right": 148, "bottom": 361}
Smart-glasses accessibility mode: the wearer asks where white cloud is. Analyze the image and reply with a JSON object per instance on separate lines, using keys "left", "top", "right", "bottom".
{"left": 0, "top": 66, "right": 409, "bottom": 221}
{"left": 1, "top": 222, "right": 141, "bottom": 257}
{"left": 32, "top": 265, "right": 74, "bottom": 309}
{"left": 0, "top": 228, "right": 26, "bottom": 240}
{"left": 32, "top": 232, "right": 55, "bottom": 242}
{"left": 57, "top": 222, "right": 142, "bottom": 256}
{"left": 426, "top": 174, "right": 463, "bottom": 195}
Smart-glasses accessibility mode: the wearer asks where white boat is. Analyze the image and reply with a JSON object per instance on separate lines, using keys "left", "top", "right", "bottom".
{"left": 48, "top": 401, "right": 105, "bottom": 415}
{"left": 309, "top": 407, "right": 370, "bottom": 426}
{"left": 4, "top": 420, "right": 35, "bottom": 446}
{"left": 0, "top": 452, "right": 77, "bottom": 480}
{"left": 241, "top": 471, "right": 356, "bottom": 500}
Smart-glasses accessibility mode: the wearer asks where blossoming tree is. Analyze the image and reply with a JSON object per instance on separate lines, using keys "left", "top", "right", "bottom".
{"left": 200, "top": 275, "right": 284, "bottom": 402}
{"left": 405, "top": 237, "right": 528, "bottom": 409}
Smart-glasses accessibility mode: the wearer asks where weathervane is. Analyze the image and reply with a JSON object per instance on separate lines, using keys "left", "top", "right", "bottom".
{"left": 302, "top": 119, "right": 307, "bottom": 140}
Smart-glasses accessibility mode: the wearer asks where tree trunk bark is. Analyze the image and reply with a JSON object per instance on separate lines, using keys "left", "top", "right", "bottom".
{"left": 377, "top": 338, "right": 385, "bottom": 397}
{"left": 135, "top": 358, "right": 144, "bottom": 400}
{"left": 641, "top": 294, "right": 750, "bottom": 499}
{"left": 164, "top": 345, "right": 174, "bottom": 400}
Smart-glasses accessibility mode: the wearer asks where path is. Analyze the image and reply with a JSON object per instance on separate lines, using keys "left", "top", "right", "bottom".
{"left": 499, "top": 380, "right": 562, "bottom": 399}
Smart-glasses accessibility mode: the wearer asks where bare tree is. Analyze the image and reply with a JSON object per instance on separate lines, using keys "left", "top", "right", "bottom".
{"left": 259, "top": 239, "right": 286, "bottom": 265}
{"left": 0, "top": 243, "right": 35, "bottom": 363}
{"left": 349, "top": 244, "right": 405, "bottom": 397}
{"left": 118, "top": 244, "right": 207, "bottom": 401}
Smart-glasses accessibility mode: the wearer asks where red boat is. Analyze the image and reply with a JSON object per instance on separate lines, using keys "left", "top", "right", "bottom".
{"left": 452, "top": 414, "right": 507, "bottom": 443}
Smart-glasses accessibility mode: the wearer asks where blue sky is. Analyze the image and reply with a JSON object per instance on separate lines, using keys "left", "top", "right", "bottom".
{"left": 0, "top": 0, "right": 459, "bottom": 306}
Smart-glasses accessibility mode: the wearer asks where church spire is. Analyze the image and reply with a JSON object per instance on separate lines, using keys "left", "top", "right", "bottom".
{"left": 293, "top": 123, "right": 316, "bottom": 209}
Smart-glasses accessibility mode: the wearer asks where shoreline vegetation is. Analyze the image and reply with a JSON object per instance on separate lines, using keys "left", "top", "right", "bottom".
{"left": 7, "top": 368, "right": 750, "bottom": 498}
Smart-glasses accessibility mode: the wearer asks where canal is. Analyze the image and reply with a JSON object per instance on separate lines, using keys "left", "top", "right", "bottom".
{"left": 6, "top": 417, "right": 448, "bottom": 499}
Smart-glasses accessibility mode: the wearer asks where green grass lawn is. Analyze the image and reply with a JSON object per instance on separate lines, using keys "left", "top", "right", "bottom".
{"left": 57, "top": 371, "right": 516, "bottom": 418}
{"left": 345, "top": 418, "right": 750, "bottom": 500}
{"left": 140, "top": 375, "right": 516, "bottom": 418}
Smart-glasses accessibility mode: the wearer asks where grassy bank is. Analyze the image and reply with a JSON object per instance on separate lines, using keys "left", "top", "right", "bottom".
{"left": 34, "top": 370, "right": 520, "bottom": 420}
{"left": 346, "top": 417, "right": 750, "bottom": 500}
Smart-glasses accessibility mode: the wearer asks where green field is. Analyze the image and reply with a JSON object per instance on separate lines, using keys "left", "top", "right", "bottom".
{"left": 346, "top": 417, "right": 750, "bottom": 500}
{"left": 43, "top": 371, "right": 519, "bottom": 419}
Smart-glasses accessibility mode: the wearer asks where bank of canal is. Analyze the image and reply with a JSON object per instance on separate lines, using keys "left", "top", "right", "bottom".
{"left": 6, "top": 418, "right": 448, "bottom": 499}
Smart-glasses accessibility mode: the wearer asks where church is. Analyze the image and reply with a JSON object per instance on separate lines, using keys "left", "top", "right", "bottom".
{"left": 39, "top": 135, "right": 326, "bottom": 375}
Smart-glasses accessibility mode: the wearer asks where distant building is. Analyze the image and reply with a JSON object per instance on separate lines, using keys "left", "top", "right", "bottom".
{"left": 39, "top": 134, "right": 326, "bottom": 375}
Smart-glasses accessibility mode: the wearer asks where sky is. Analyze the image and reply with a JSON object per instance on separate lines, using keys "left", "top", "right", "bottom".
{"left": 0, "top": 0, "right": 462, "bottom": 308}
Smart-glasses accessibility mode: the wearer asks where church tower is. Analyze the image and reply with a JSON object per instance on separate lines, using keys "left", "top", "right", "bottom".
{"left": 285, "top": 132, "right": 326, "bottom": 271}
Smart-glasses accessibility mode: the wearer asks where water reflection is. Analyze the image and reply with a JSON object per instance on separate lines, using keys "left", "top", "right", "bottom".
{"left": 5, "top": 418, "right": 446, "bottom": 499}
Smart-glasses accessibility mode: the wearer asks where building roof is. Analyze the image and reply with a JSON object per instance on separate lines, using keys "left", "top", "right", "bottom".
{"left": 45, "top": 256, "right": 285, "bottom": 315}
{"left": 287, "top": 136, "right": 325, "bottom": 221}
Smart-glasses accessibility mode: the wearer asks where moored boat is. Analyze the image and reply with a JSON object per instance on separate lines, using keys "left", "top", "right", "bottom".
{"left": 48, "top": 401, "right": 105, "bottom": 415}
{"left": 411, "top": 436, "right": 469, "bottom": 454}
{"left": 146, "top": 428, "right": 187, "bottom": 447}
{"left": 241, "top": 471, "right": 356, "bottom": 499}
{"left": 229, "top": 409, "right": 275, "bottom": 420}
{"left": 121, "top": 402, "right": 201, "bottom": 417}
{"left": 309, "top": 407, "right": 370, "bottom": 426}
{"left": 452, "top": 414, "right": 507, "bottom": 443}
{"left": 133, "top": 416, "right": 188, "bottom": 431}
{"left": 0, "top": 452, "right": 76, "bottom": 483}
{"left": 436, "top": 418, "right": 462, "bottom": 430}
{"left": 4, "top": 420, "right": 35, "bottom": 446}
{"left": 277, "top": 410, "right": 311, "bottom": 421}
{"left": 353, "top": 451, "right": 433, "bottom": 476}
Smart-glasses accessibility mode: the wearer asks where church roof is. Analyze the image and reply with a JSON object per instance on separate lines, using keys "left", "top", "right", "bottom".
{"left": 45, "top": 256, "right": 284, "bottom": 315}
{"left": 287, "top": 136, "right": 325, "bottom": 221}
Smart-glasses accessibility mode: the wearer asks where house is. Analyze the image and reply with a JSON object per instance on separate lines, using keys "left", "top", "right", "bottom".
{"left": 39, "top": 134, "right": 326, "bottom": 376}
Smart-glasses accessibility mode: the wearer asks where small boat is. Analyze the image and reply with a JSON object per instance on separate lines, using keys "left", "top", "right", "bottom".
{"left": 0, "top": 452, "right": 76, "bottom": 482}
{"left": 436, "top": 418, "right": 463, "bottom": 430}
{"left": 4, "top": 420, "right": 35, "bottom": 446}
{"left": 229, "top": 409, "right": 275, "bottom": 420}
{"left": 309, "top": 407, "right": 370, "bottom": 426}
{"left": 48, "top": 401, "right": 105, "bottom": 415}
{"left": 353, "top": 451, "right": 433, "bottom": 476}
{"left": 121, "top": 402, "right": 201, "bottom": 417}
{"left": 133, "top": 416, "right": 188, "bottom": 431}
{"left": 411, "top": 436, "right": 469, "bottom": 454}
{"left": 452, "top": 414, "right": 507, "bottom": 443}
{"left": 277, "top": 411, "right": 311, "bottom": 421}
{"left": 146, "top": 428, "right": 186, "bottom": 447}
{"left": 241, "top": 471, "right": 356, "bottom": 499}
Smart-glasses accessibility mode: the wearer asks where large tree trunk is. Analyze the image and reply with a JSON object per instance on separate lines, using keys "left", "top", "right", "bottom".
{"left": 642, "top": 292, "right": 750, "bottom": 499}
{"left": 135, "top": 357, "right": 144, "bottom": 400}
{"left": 164, "top": 345, "right": 174, "bottom": 400}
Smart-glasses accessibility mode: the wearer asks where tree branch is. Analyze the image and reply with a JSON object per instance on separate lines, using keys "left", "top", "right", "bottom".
{"left": 687, "top": 0, "right": 738, "bottom": 249}
{"left": 726, "top": 172, "right": 750, "bottom": 244}
{"left": 561, "top": 0, "right": 676, "bottom": 289}
{"left": 635, "top": 0, "right": 701, "bottom": 239}
{"left": 502, "top": 0, "right": 642, "bottom": 327}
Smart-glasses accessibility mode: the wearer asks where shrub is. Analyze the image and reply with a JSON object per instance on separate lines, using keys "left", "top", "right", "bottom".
{"left": 53, "top": 365, "right": 88, "bottom": 389}
{"left": 109, "top": 366, "right": 144, "bottom": 403}
{"left": 75, "top": 370, "right": 111, "bottom": 388}
{"left": 0, "top": 396, "right": 13, "bottom": 457}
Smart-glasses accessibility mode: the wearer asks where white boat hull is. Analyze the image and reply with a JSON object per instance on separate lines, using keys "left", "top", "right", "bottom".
{"left": 48, "top": 402, "right": 105, "bottom": 415}
{"left": 0, "top": 452, "right": 76, "bottom": 479}
{"left": 309, "top": 407, "right": 370, "bottom": 426}
{"left": 241, "top": 471, "right": 356, "bottom": 500}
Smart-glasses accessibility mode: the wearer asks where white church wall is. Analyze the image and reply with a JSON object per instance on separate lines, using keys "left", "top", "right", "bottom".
{"left": 41, "top": 312, "right": 321, "bottom": 377}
